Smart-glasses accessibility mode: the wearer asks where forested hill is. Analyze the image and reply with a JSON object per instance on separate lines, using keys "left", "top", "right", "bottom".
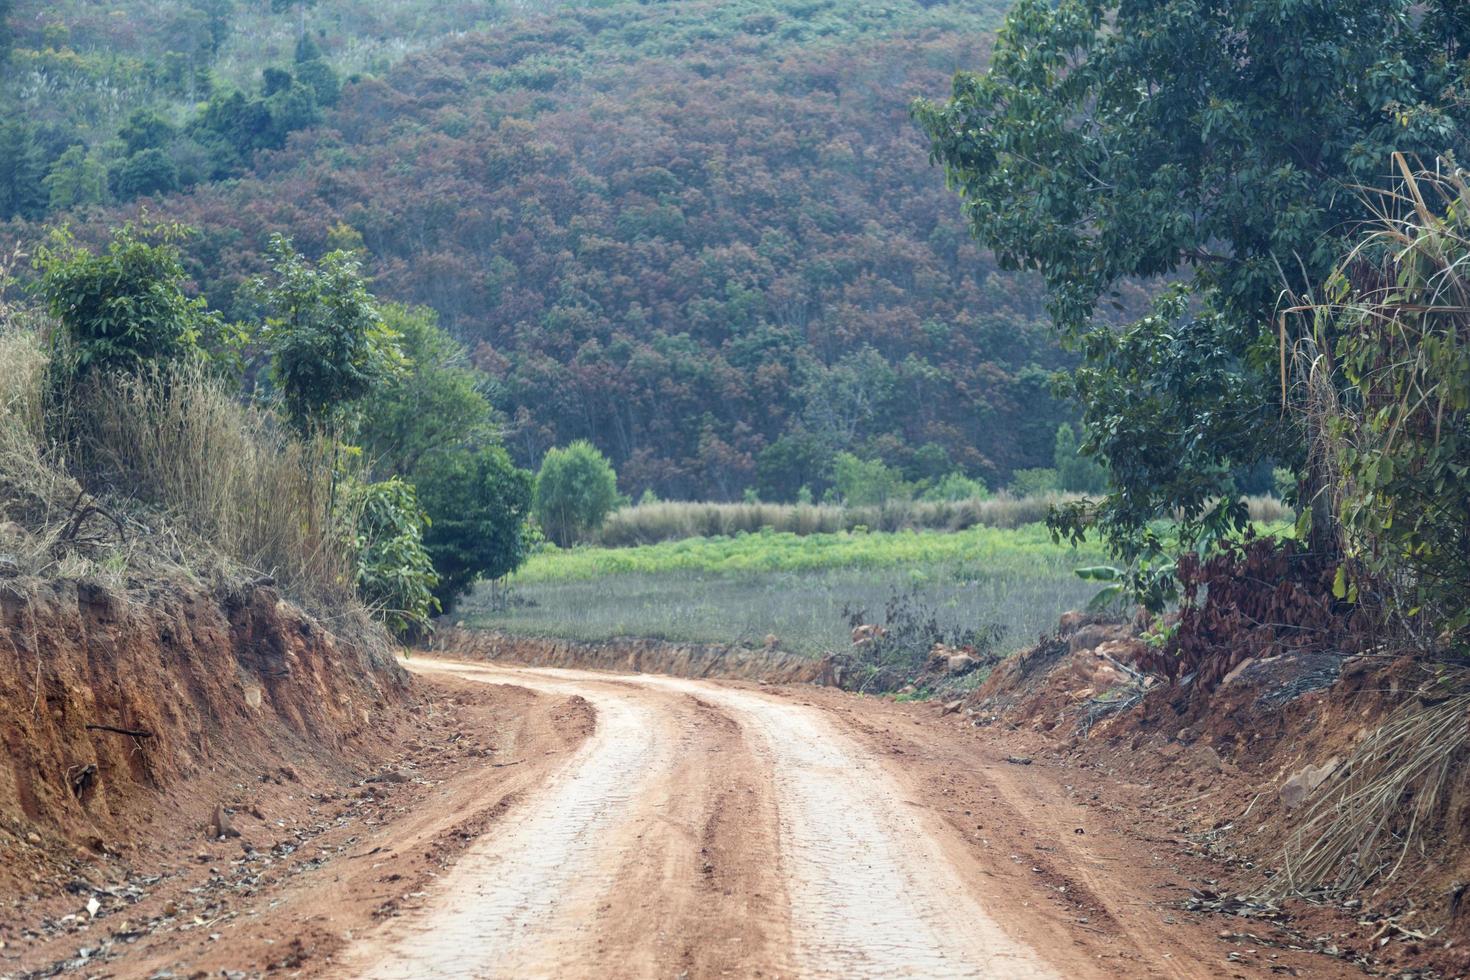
{"left": 2, "top": 0, "right": 1081, "bottom": 501}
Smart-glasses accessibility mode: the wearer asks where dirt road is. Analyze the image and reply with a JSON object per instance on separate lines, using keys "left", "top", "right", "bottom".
{"left": 5, "top": 656, "right": 1357, "bottom": 979}
{"left": 328, "top": 660, "right": 1349, "bottom": 980}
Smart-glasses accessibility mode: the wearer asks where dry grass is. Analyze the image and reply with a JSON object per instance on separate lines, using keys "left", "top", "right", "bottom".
{"left": 68, "top": 363, "right": 360, "bottom": 604}
{"left": 0, "top": 317, "right": 366, "bottom": 623}
{"left": 596, "top": 495, "right": 1077, "bottom": 546}
{"left": 596, "top": 493, "right": 1292, "bottom": 547}
{"left": 1273, "top": 690, "right": 1470, "bottom": 901}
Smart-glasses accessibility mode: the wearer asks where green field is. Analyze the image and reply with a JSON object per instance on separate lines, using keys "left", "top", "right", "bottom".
{"left": 456, "top": 525, "right": 1110, "bottom": 657}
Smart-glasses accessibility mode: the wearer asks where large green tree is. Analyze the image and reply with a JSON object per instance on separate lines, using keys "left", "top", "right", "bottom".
{"left": 916, "top": 0, "right": 1470, "bottom": 558}
{"left": 357, "top": 303, "right": 493, "bottom": 476}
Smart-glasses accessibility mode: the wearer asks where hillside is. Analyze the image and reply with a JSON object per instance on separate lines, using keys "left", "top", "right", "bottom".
{"left": 3, "top": 0, "right": 1079, "bottom": 500}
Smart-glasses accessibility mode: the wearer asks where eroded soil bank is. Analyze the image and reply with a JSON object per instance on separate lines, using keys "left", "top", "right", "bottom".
{"left": 0, "top": 576, "right": 424, "bottom": 975}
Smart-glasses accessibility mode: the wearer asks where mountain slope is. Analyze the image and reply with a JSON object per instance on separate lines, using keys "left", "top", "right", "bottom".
{"left": 9, "top": 0, "right": 1075, "bottom": 499}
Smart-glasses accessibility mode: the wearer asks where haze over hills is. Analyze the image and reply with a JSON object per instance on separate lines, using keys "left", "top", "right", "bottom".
{"left": 1, "top": 0, "right": 1079, "bottom": 500}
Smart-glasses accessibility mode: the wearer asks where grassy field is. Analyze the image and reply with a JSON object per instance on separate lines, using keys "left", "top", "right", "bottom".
{"left": 456, "top": 525, "right": 1110, "bottom": 657}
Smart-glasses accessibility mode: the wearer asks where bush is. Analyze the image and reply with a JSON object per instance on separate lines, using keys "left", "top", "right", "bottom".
{"left": 921, "top": 471, "right": 989, "bottom": 502}
{"left": 1311, "top": 165, "right": 1470, "bottom": 655}
{"left": 1008, "top": 467, "right": 1058, "bottom": 497}
{"left": 413, "top": 445, "right": 533, "bottom": 608}
{"left": 832, "top": 452, "right": 911, "bottom": 506}
{"left": 253, "top": 235, "right": 401, "bottom": 433}
{"left": 534, "top": 440, "right": 620, "bottom": 546}
{"left": 350, "top": 477, "right": 438, "bottom": 637}
{"left": 34, "top": 223, "right": 217, "bottom": 381}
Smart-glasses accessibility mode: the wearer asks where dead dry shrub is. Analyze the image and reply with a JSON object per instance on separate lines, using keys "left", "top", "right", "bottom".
{"left": 1273, "top": 689, "right": 1470, "bottom": 902}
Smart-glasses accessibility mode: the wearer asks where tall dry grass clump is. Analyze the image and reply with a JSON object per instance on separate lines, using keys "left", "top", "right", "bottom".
{"left": 0, "top": 310, "right": 361, "bottom": 612}
{"left": 594, "top": 493, "right": 1098, "bottom": 546}
{"left": 66, "top": 362, "right": 360, "bottom": 604}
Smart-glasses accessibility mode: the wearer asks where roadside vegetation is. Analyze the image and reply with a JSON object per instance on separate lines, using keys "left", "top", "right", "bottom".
{"left": 0, "top": 220, "right": 534, "bottom": 639}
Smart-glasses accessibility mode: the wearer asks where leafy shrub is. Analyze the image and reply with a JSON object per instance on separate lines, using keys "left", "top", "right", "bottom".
{"left": 832, "top": 452, "right": 911, "bottom": 506}
{"left": 34, "top": 223, "right": 216, "bottom": 381}
{"left": 350, "top": 477, "right": 438, "bottom": 637}
{"left": 253, "top": 235, "right": 401, "bottom": 433}
{"left": 413, "top": 445, "right": 533, "bottom": 608}
{"left": 921, "top": 471, "right": 989, "bottom": 502}
{"left": 533, "top": 440, "right": 620, "bottom": 546}
{"left": 1008, "top": 467, "right": 1057, "bottom": 497}
{"left": 1312, "top": 165, "right": 1470, "bottom": 655}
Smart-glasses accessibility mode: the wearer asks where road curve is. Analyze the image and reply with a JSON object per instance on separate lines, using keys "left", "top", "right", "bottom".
{"left": 332, "top": 659, "right": 1058, "bottom": 979}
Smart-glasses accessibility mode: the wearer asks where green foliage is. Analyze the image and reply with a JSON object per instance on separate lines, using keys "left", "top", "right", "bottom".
{"left": 412, "top": 444, "right": 533, "bottom": 607}
{"left": 832, "top": 452, "right": 911, "bottom": 506}
{"left": 43, "top": 146, "right": 107, "bottom": 211}
{"left": 534, "top": 440, "right": 621, "bottom": 546}
{"left": 1316, "top": 167, "right": 1470, "bottom": 654}
{"left": 111, "top": 148, "right": 181, "bottom": 199}
{"left": 0, "top": 119, "right": 46, "bottom": 221}
{"left": 33, "top": 223, "right": 216, "bottom": 379}
{"left": 1008, "top": 468, "right": 1057, "bottom": 497}
{"left": 921, "top": 471, "right": 989, "bottom": 503}
{"left": 254, "top": 235, "right": 400, "bottom": 433}
{"left": 916, "top": 0, "right": 1470, "bottom": 556}
{"left": 119, "top": 109, "right": 176, "bottom": 156}
{"left": 350, "top": 476, "right": 438, "bottom": 637}
{"left": 1053, "top": 423, "right": 1106, "bottom": 494}
{"left": 356, "top": 303, "right": 492, "bottom": 476}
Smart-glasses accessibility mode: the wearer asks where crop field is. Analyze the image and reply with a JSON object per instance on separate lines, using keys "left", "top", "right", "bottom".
{"left": 457, "top": 525, "right": 1110, "bottom": 657}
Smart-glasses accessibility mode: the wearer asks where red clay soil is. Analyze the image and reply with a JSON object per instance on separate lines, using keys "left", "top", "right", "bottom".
{"left": 0, "top": 575, "right": 415, "bottom": 974}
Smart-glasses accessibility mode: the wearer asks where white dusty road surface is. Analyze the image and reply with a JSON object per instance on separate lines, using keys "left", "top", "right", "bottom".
{"left": 333, "top": 659, "right": 1056, "bottom": 979}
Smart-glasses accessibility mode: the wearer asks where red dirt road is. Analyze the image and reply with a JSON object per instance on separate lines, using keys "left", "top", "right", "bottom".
{"left": 333, "top": 659, "right": 1353, "bottom": 979}
{"left": 1, "top": 657, "right": 1361, "bottom": 979}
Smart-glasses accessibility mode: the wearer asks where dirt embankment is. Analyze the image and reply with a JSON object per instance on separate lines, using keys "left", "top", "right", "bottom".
{"left": 429, "top": 628, "right": 831, "bottom": 685}
{"left": 960, "top": 613, "right": 1470, "bottom": 977}
{"left": 0, "top": 577, "right": 407, "bottom": 897}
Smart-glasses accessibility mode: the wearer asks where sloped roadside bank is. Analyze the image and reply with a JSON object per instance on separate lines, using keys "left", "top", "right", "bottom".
{"left": 0, "top": 574, "right": 426, "bottom": 976}
{"left": 952, "top": 614, "right": 1470, "bottom": 978}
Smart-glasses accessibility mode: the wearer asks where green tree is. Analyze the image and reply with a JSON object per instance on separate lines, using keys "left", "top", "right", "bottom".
{"left": 254, "top": 235, "right": 400, "bottom": 433}
{"left": 34, "top": 223, "right": 215, "bottom": 379}
{"left": 1008, "top": 467, "right": 1058, "bottom": 498}
{"left": 915, "top": 0, "right": 1470, "bottom": 559}
{"left": 413, "top": 445, "right": 533, "bottom": 607}
{"left": 921, "top": 471, "right": 989, "bottom": 502}
{"left": 356, "top": 303, "right": 493, "bottom": 476}
{"left": 43, "top": 146, "right": 108, "bottom": 211}
{"left": 119, "top": 109, "right": 176, "bottom": 156}
{"left": 534, "top": 440, "right": 620, "bottom": 546}
{"left": 111, "top": 148, "right": 181, "bottom": 200}
{"left": 1053, "top": 423, "right": 1107, "bottom": 494}
{"left": 294, "top": 33, "right": 341, "bottom": 107}
{"left": 0, "top": 120, "right": 46, "bottom": 221}
{"left": 831, "top": 452, "right": 911, "bottom": 506}
{"left": 350, "top": 477, "right": 439, "bottom": 637}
